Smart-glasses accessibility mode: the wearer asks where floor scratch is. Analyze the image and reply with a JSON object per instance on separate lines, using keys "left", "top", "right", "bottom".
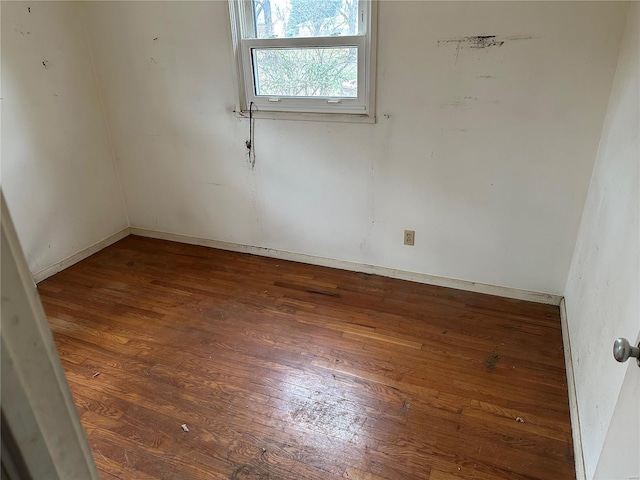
{"left": 401, "top": 399, "right": 411, "bottom": 416}
{"left": 94, "top": 449, "right": 108, "bottom": 462}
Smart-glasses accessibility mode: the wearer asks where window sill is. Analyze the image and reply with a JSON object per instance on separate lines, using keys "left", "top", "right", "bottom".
{"left": 234, "top": 109, "right": 376, "bottom": 124}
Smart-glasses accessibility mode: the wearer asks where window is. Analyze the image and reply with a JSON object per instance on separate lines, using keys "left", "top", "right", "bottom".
{"left": 228, "top": 0, "right": 377, "bottom": 120}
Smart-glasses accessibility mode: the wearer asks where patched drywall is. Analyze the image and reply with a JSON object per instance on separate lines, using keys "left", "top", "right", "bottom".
{"left": 564, "top": 4, "right": 639, "bottom": 478}
{"left": 82, "top": 1, "right": 626, "bottom": 295}
{"left": 1, "top": 2, "right": 128, "bottom": 275}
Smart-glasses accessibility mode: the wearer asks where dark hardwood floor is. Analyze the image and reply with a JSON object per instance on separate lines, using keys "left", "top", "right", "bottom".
{"left": 38, "top": 235, "right": 576, "bottom": 480}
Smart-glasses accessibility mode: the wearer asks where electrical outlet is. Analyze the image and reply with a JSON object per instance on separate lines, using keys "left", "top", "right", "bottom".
{"left": 404, "top": 230, "right": 415, "bottom": 246}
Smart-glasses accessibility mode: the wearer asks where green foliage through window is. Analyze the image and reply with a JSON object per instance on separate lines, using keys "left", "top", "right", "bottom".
{"left": 253, "top": 47, "right": 357, "bottom": 97}
{"left": 252, "top": 0, "right": 359, "bottom": 38}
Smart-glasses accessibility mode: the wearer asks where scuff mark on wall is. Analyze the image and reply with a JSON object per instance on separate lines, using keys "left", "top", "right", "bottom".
{"left": 440, "top": 95, "right": 477, "bottom": 108}
{"left": 198, "top": 181, "right": 226, "bottom": 187}
{"left": 438, "top": 34, "right": 534, "bottom": 49}
{"left": 506, "top": 35, "right": 536, "bottom": 42}
{"left": 439, "top": 35, "right": 505, "bottom": 49}
{"left": 440, "top": 96, "right": 500, "bottom": 109}
{"left": 438, "top": 35, "right": 535, "bottom": 64}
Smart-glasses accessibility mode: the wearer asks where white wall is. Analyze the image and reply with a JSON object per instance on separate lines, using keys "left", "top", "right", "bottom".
{"left": 1, "top": 2, "right": 128, "bottom": 276}
{"left": 82, "top": 1, "right": 627, "bottom": 296}
{"left": 564, "top": 3, "right": 639, "bottom": 479}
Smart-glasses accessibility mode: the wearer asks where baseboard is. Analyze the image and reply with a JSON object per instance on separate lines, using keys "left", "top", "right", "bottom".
{"left": 560, "top": 298, "right": 586, "bottom": 480}
{"left": 33, "top": 228, "right": 130, "bottom": 283}
{"left": 129, "top": 227, "right": 562, "bottom": 306}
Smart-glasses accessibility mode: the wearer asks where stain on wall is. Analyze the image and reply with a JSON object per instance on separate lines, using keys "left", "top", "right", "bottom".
{"left": 439, "top": 35, "right": 506, "bottom": 49}
{"left": 438, "top": 34, "right": 534, "bottom": 49}
{"left": 438, "top": 34, "right": 535, "bottom": 64}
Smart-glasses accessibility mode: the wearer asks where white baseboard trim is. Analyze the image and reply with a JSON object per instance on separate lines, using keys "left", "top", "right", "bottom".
{"left": 33, "top": 228, "right": 130, "bottom": 284}
{"left": 130, "top": 227, "right": 562, "bottom": 306}
{"left": 560, "top": 298, "right": 586, "bottom": 480}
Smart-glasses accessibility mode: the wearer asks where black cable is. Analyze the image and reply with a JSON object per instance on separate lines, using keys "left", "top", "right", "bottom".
{"left": 247, "top": 101, "right": 256, "bottom": 168}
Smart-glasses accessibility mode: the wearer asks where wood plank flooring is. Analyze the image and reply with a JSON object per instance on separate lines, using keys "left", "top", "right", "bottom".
{"left": 38, "top": 235, "right": 576, "bottom": 479}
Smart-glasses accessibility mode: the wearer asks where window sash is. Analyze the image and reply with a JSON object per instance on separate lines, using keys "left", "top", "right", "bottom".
{"left": 239, "top": 0, "right": 367, "bottom": 40}
{"left": 241, "top": 36, "right": 367, "bottom": 113}
{"left": 228, "top": 0, "right": 376, "bottom": 117}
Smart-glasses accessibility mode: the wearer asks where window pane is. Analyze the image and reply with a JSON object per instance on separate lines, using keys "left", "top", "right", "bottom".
{"left": 253, "top": 47, "right": 357, "bottom": 98}
{"left": 251, "top": 0, "right": 360, "bottom": 39}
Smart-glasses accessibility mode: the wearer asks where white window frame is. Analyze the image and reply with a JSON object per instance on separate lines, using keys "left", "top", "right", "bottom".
{"left": 228, "top": 0, "right": 377, "bottom": 122}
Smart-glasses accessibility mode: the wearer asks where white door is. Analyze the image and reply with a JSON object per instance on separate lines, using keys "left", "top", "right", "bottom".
{"left": 594, "top": 347, "right": 640, "bottom": 479}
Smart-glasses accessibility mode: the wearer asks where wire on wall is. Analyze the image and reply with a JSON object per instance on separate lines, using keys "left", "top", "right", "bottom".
{"left": 246, "top": 102, "right": 256, "bottom": 168}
